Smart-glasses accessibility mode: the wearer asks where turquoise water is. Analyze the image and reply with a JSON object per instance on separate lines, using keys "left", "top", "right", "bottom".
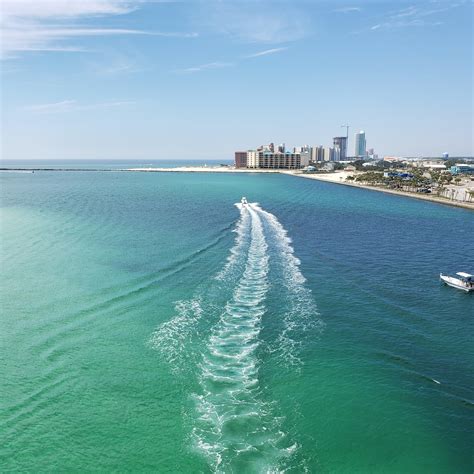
{"left": 0, "top": 159, "right": 233, "bottom": 170}
{"left": 1, "top": 168, "right": 473, "bottom": 472}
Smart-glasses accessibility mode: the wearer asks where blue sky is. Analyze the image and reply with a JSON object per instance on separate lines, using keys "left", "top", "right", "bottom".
{"left": 1, "top": 0, "right": 473, "bottom": 160}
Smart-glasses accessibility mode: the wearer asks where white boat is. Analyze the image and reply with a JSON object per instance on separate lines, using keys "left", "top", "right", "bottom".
{"left": 440, "top": 272, "right": 473, "bottom": 292}
{"left": 241, "top": 197, "right": 248, "bottom": 205}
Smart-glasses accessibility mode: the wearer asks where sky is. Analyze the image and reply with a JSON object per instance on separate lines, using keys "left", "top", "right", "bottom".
{"left": 1, "top": 0, "right": 473, "bottom": 160}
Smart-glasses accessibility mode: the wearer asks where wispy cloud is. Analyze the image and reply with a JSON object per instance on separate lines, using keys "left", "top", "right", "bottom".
{"left": 23, "top": 99, "right": 135, "bottom": 113}
{"left": 245, "top": 47, "right": 288, "bottom": 58}
{"left": 175, "top": 62, "right": 234, "bottom": 74}
{"left": 369, "top": 2, "right": 463, "bottom": 31}
{"left": 1, "top": 0, "right": 135, "bottom": 19}
{"left": 1, "top": 0, "right": 197, "bottom": 59}
{"left": 176, "top": 46, "right": 288, "bottom": 74}
{"left": 371, "top": 19, "right": 443, "bottom": 30}
{"left": 97, "top": 62, "right": 143, "bottom": 75}
{"left": 334, "top": 7, "right": 361, "bottom": 13}
{"left": 200, "top": 2, "right": 309, "bottom": 44}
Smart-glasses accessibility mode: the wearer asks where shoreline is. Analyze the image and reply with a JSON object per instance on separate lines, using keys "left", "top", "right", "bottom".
{"left": 2, "top": 166, "right": 473, "bottom": 210}
{"left": 125, "top": 167, "right": 281, "bottom": 173}
{"left": 284, "top": 171, "right": 474, "bottom": 211}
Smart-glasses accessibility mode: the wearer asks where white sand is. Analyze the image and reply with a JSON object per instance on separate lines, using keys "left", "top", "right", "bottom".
{"left": 126, "top": 166, "right": 280, "bottom": 173}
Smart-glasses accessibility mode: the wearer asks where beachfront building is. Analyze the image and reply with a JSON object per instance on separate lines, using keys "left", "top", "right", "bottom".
{"left": 294, "top": 145, "right": 311, "bottom": 165}
{"left": 333, "top": 136, "right": 347, "bottom": 160}
{"left": 234, "top": 151, "right": 247, "bottom": 168}
{"left": 355, "top": 131, "right": 366, "bottom": 158}
{"left": 246, "top": 150, "right": 308, "bottom": 169}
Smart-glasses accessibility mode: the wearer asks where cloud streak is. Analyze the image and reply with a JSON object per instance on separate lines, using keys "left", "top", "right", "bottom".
{"left": 23, "top": 99, "right": 135, "bottom": 113}
{"left": 369, "top": 2, "right": 463, "bottom": 31}
{"left": 175, "top": 62, "right": 234, "bottom": 74}
{"left": 245, "top": 47, "right": 288, "bottom": 58}
{"left": 1, "top": 0, "right": 197, "bottom": 58}
{"left": 334, "top": 7, "right": 361, "bottom": 13}
{"left": 176, "top": 45, "right": 289, "bottom": 74}
{"left": 201, "top": 2, "right": 309, "bottom": 44}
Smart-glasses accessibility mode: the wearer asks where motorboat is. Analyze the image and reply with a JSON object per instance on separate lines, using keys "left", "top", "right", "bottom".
{"left": 440, "top": 272, "right": 473, "bottom": 292}
{"left": 241, "top": 197, "right": 248, "bottom": 205}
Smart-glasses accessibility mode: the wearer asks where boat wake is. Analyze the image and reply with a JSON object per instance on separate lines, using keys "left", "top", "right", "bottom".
{"left": 253, "top": 203, "right": 323, "bottom": 369}
{"left": 149, "top": 202, "right": 321, "bottom": 471}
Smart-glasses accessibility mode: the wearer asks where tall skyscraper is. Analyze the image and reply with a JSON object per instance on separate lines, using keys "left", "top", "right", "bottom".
{"left": 311, "top": 145, "right": 324, "bottom": 162}
{"left": 324, "top": 146, "right": 335, "bottom": 161}
{"left": 355, "top": 131, "right": 366, "bottom": 158}
{"left": 333, "top": 136, "right": 347, "bottom": 160}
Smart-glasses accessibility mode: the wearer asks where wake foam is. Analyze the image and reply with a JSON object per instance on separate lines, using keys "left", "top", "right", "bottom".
{"left": 149, "top": 202, "right": 320, "bottom": 471}
{"left": 148, "top": 298, "right": 203, "bottom": 373}
{"left": 148, "top": 205, "right": 251, "bottom": 373}
{"left": 193, "top": 206, "right": 294, "bottom": 472}
{"left": 215, "top": 206, "right": 250, "bottom": 281}
{"left": 251, "top": 204, "right": 323, "bottom": 369}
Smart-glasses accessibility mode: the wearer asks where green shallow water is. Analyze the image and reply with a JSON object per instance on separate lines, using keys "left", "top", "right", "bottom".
{"left": 1, "top": 168, "right": 473, "bottom": 472}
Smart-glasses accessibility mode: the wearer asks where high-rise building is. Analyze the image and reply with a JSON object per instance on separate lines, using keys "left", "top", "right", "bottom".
{"left": 355, "top": 131, "right": 366, "bottom": 158}
{"left": 311, "top": 145, "right": 324, "bottom": 162}
{"left": 324, "top": 147, "right": 335, "bottom": 162}
{"left": 294, "top": 145, "right": 310, "bottom": 153}
{"left": 234, "top": 151, "right": 247, "bottom": 168}
{"left": 333, "top": 136, "right": 347, "bottom": 160}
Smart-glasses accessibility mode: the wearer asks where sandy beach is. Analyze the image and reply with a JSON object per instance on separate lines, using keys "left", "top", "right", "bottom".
{"left": 126, "top": 166, "right": 281, "bottom": 173}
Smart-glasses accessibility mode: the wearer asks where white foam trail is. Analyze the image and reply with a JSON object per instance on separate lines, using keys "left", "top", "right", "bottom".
{"left": 149, "top": 206, "right": 251, "bottom": 371}
{"left": 215, "top": 206, "right": 250, "bottom": 281}
{"left": 251, "top": 204, "right": 323, "bottom": 368}
{"left": 148, "top": 299, "right": 203, "bottom": 373}
{"left": 193, "top": 206, "right": 293, "bottom": 472}
{"left": 149, "top": 202, "right": 313, "bottom": 470}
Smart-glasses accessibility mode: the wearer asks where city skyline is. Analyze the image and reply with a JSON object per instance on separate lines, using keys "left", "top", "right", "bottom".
{"left": 1, "top": 0, "right": 473, "bottom": 160}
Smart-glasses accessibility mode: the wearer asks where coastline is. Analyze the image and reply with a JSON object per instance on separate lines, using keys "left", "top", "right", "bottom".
{"left": 282, "top": 171, "right": 474, "bottom": 211}
{"left": 125, "top": 166, "right": 281, "bottom": 173}
{"left": 2, "top": 165, "right": 473, "bottom": 210}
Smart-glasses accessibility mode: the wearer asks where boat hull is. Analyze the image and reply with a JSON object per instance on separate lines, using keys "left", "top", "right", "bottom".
{"left": 440, "top": 274, "right": 473, "bottom": 292}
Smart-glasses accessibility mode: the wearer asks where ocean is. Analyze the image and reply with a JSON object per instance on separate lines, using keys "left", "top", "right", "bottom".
{"left": 1, "top": 162, "right": 473, "bottom": 472}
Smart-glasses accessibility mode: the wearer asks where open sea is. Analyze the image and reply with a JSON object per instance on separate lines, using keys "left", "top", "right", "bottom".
{"left": 1, "top": 161, "right": 473, "bottom": 473}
